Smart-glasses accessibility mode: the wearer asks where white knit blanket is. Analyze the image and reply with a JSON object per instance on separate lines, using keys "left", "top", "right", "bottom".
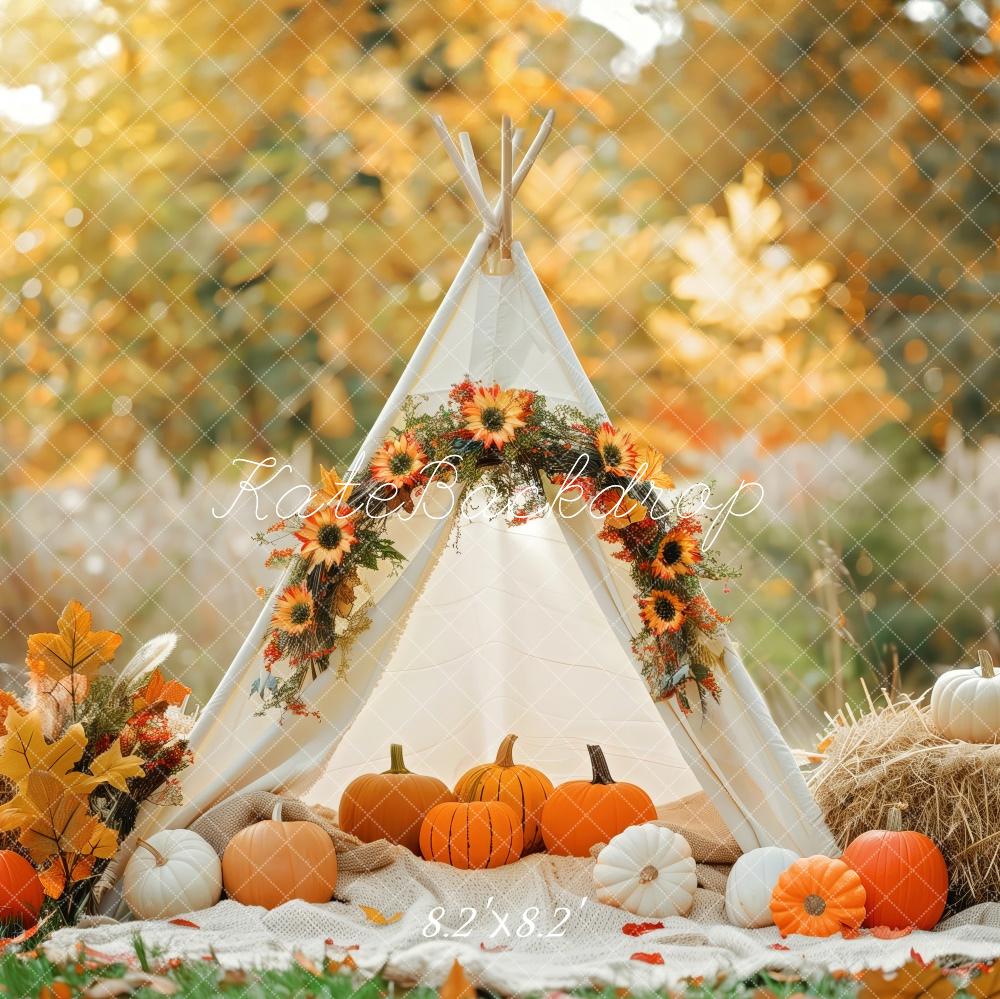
{"left": 44, "top": 851, "right": 1000, "bottom": 993}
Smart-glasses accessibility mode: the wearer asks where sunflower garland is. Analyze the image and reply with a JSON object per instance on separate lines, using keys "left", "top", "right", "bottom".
{"left": 256, "top": 379, "right": 735, "bottom": 716}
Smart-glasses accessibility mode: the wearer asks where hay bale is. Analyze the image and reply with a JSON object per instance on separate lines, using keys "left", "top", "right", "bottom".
{"left": 807, "top": 697, "right": 1000, "bottom": 912}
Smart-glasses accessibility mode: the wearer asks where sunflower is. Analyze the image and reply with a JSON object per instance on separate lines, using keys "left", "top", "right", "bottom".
{"left": 370, "top": 432, "right": 428, "bottom": 489}
{"left": 271, "top": 584, "right": 315, "bottom": 635}
{"left": 461, "top": 384, "right": 529, "bottom": 450}
{"left": 650, "top": 524, "right": 701, "bottom": 581}
{"left": 640, "top": 589, "right": 686, "bottom": 635}
{"left": 593, "top": 422, "right": 638, "bottom": 477}
{"left": 634, "top": 444, "right": 674, "bottom": 490}
{"left": 294, "top": 505, "right": 358, "bottom": 569}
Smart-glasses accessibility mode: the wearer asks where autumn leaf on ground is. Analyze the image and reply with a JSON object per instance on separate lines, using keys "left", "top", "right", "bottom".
{"left": 325, "top": 953, "right": 358, "bottom": 973}
{"left": 292, "top": 951, "right": 321, "bottom": 975}
{"left": 167, "top": 918, "right": 199, "bottom": 928}
{"left": 27, "top": 601, "right": 121, "bottom": 685}
{"left": 439, "top": 959, "right": 475, "bottom": 999}
{"left": 132, "top": 669, "right": 191, "bottom": 713}
{"left": 871, "top": 925, "right": 912, "bottom": 939}
{"left": 359, "top": 904, "right": 402, "bottom": 925}
{"left": 86, "top": 740, "right": 145, "bottom": 792}
{"left": 0, "top": 918, "right": 41, "bottom": 953}
{"left": 857, "top": 960, "right": 956, "bottom": 999}
{"left": 630, "top": 951, "right": 665, "bottom": 965}
{"left": 622, "top": 920, "right": 665, "bottom": 936}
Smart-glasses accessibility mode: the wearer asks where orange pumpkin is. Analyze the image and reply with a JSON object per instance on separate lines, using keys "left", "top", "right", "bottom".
{"left": 222, "top": 801, "right": 338, "bottom": 909}
{"left": 419, "top": 801, "right": 523, "bottom": 869}
{"left": 540, "top": 744, "right": 656, "bottom": 857}
{"left": 842, "top": 803, "right": 948, "bottom": 930}
{"left": 338, "top": 744, "right": 454, "bottom": 854}
{"left": 454, "top": 734, "right": 553, "bottom": 852}
{"left": 770, "top": 856, "right": 866, "bottom": 937}
{"left": 0, "top": 851, "right": 43, "bottom": 927}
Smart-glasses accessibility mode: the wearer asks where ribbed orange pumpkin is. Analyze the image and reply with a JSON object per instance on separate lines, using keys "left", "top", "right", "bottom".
{"left": 770, "top": 856, "right": 866, "bottom": 937}
{"left": 842, "top": 803, "right": 948, "bottom": 930}
{"left": 419, "top": 801, "right": 523, "bottom": 869}
{"left": 222, "top": 801, "right": 338, "bottom": 909}
{"left": 540, "top": 744, "right": 656, "bottom": 857}
{"left": 338, "top": 744, "right": 454, "bottom": 854}
{"left": 454, "top": 734, "right": 553, "bottom": 852}
{"left": 0, "top": 851, "right": 43, "bottom": 927}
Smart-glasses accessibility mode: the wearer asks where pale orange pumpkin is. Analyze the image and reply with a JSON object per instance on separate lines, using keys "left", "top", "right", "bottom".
{"left": 454, "top": 734, "right": 553, "bottom": 852}
{"left": 770, "top": 856, "right": 866, "bottom": 937}
{"left": 222, "top": 801, "right": 338, "bottom": 909}
{"left": 338, "top": 744, "right": 454, "bottom": 854}
{"left": 842, "top": 803, "right": 948, "bottom": 930}
{"left": 541, "top": 744, "right": 656, "bottom": 857}
{"left": 419, "top": 801, "right": 523, "bottom": 869}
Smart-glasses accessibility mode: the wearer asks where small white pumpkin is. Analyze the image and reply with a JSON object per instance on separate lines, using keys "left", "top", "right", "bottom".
{"left": 593, "top": 824, "right": 697, "bottom": 918}
{"left": 930, "top": 650, "right": 1000, "bottom": 743}
{"left": 123, "top": 830, "right": 222, "bottom": 920}
{"left": 724, "top": 846, "right": 798, "bottom": 928}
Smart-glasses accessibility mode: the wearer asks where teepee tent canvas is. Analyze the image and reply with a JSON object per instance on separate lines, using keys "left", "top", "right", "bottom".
{"left": 127, "top": 113, "right": 836, "bottom": 866}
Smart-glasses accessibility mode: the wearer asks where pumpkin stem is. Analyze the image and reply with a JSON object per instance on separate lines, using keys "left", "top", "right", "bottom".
{"left": 587, "top": 745, "right": 615, "bottom": 785}
{"left": 886, "top": 802, "right": 906, "bottom": 832}
{"left": 136, "top": 838, "right": 167, "bottom": 867}
{"left": 271, "top": 800, "right": 284, "bottom": 822}
{"left": 495, "top": 734, "right": 517, "bottom": 767}
{"left": 639, "top": 864, "right": 659, "bottom": 884}
{"left": 386, "top": 744, "right": 411, "bottom": 775}
{"left": 803, "top": 894, "right": 826, "bottom": 917}
{"left": 980, "top": 650, "right": 995, "bottom": 679}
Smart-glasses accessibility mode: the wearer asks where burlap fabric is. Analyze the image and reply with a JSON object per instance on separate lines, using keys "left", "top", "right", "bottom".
{"left": 655, "top": 791, "right": 741, "bottom": 865}
{"left": 189, "top": 792, "right": 394, "bottom": 874}
{"left": 45, "top": 849, "right": 1000, "bottom": 993}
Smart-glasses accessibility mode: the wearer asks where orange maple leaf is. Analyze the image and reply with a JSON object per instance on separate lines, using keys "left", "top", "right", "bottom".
{"left": 133, "top": 668, "right": 191, "bottom": 712}
{"left": 439, "top": 960, "right": 475, "bottom": 999}
{"left": 26, "top": 601, "right": 121, "bottom": 685}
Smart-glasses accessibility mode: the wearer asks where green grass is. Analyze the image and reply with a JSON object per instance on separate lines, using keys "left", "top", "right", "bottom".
{"left": 1, "top": 938, "right": 992, "bottom": 999}
{"left": 0, "top": 950, "right": 911, "bottom": 999}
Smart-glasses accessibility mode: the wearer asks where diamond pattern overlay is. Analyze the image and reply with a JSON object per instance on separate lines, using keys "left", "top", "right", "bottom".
{"left": 0, "top": 0, "right": 998, "bottom": 982}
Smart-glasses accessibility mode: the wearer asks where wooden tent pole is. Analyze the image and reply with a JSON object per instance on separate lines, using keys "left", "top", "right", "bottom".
{"left": 431, "top": 114, "right": 497, "bottom": 229}
{"left": 457, "top": 132, "right": 486, "bottom": 206}
{"left": 499, "top": 115, "right": 513, "bottom": 259}
{"left": 489, "top": 109, "right": 554, "bottom": 228}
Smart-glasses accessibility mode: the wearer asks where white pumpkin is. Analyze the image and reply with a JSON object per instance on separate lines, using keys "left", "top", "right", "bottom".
{"left": 930, "top": 650, "right": 1000, "bottom": 743}
{"left": 593, "top": 824, "right": 697, "bottom": 918}
{"left": 123, "top": 830, "right": 222, "bottom": 920}
{"left": 724, "top": 846, "right": 798, "bottom": 928}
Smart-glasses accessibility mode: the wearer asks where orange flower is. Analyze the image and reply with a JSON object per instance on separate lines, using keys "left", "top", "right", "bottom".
{"left": 309, "top": 465, "right": 354, "bottom": 511}
{"left": 461, "top": 384, "right": 529, "bottom": 450}
{"left": 594, "top": 422, "right": 638, "bottom": 477}
{"left": 650, "top": 524, "right": 701, "bottom": 581}
{"left": 634, "top": 444, "right": 674, "bottom": 489}
{"left": 271, "top": 584, "right": 315, "bottom": 635}
{"left": 596, "top": 489, "right": 648, "bottom": 530}
{"left": 640, "top": 590, "right": 686, "bottom": 635}
{"left": 294, "top": 505, "right": 358, "bottom": 569}
{"left": 370, "top": 432, "right": 427, "bottom": 489}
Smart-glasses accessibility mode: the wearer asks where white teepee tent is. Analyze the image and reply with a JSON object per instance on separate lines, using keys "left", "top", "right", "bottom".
{"left": 132, "top": 113, "right": 836, "bottom": 864}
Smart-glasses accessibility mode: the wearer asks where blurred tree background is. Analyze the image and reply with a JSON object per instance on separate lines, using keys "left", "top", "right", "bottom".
{"left": 0, "top": 0, "right": 997, "bottom": 732}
